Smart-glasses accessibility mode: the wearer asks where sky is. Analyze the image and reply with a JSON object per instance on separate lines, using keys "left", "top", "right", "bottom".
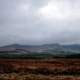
{"left": 0, "top": 0, "right": 80, "bottom": 46}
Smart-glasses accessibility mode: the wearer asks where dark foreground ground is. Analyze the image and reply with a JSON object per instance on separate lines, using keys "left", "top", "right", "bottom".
{"left": 0, "top": 59, "right": 80, "bottom": 80}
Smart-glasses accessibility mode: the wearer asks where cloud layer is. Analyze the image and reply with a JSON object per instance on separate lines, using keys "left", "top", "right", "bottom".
{"left": 0, "top": 0, "right": 80, "bottom": 46}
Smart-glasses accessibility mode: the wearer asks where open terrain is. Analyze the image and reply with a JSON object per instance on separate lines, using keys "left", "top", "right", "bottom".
{"left": 0, "top": 59, "right": 80, "bottom": 80}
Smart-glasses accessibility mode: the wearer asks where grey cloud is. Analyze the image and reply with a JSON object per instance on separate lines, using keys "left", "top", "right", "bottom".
{"left": 0, "top": 0, "right": 80, "bottom": 46}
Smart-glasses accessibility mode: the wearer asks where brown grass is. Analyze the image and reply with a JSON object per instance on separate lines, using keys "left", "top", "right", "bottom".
{"left": 0, "top": 59, "right": 80, "bottom": 80}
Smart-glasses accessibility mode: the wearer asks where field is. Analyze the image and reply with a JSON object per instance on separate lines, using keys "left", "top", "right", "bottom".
{"left": 0, "top": 59, "right": 80, "bottom": 80}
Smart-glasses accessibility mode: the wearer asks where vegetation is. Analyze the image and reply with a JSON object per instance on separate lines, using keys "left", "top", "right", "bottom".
{"left": 0, "top": 59, "right": 80, "bottom": 80}
{"left": 0, "top": 51, "right": 80, "bottom": 59}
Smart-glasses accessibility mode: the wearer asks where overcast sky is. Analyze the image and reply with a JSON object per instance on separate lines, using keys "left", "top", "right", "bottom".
{"left": 0, "top": 0, "right": 80, "bottom": 46}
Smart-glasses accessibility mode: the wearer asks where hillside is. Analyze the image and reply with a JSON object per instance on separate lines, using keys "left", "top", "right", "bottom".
{"left": 0, "top": 44, "right": 80, "bottom": 59}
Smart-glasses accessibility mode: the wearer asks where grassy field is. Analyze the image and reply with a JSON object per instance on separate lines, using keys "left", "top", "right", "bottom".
{"left": 0, "top": 59, "right": 80, "bottom": 80}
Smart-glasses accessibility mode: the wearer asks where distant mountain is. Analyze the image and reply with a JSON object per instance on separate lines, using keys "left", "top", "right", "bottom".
{"left": 63, "top": 44, "right": 80, "bottom": 50}
{"left": 0, "top": 44, "right": 80, "bottom": 58}
{"left": 0, "top": 43, "right": 80, "bottom": 55}
{"left": 1, "top": 43, "right": 61, "bottom": 48}
{"left": 0, "top": 43, "right": 63, "bottom": 53}
{"left": 1, "top": 44, "right": 33, "bottom": 48}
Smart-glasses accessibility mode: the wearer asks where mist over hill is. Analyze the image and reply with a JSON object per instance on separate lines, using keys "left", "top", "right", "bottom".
{"left": 0, "top": 43, "right": 80, "bottom": 59}
{"left": 1, "top": 43, "right": 62, "bottom": 51}
{"left": 1, "top": 43, "right": 80, "bottom": 52}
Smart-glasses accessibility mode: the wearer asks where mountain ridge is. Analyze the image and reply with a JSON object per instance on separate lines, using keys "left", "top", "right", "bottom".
{"left": 0, "top": 43, "right": 80, "bottom": 53}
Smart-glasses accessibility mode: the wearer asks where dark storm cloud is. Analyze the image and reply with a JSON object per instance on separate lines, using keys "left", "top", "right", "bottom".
{"left": 0, "top": 0, "right": 80, "bottom": 46}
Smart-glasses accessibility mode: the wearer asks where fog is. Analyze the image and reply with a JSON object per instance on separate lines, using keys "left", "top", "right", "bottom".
{"left": 0, "top": 0, "right": 80, "bottom": 46}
